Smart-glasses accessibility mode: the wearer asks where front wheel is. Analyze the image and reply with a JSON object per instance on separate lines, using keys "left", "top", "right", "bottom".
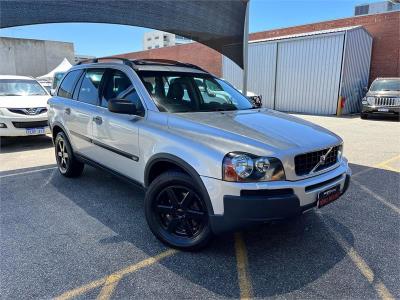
{"left": 361, "top": 113, "right": 368, "bottom": 119}
{"left": 145, "top": 171, "right": 212, "bottom": 250}
{"left": 55, "top": 132, "right": 84, "bottom": 177}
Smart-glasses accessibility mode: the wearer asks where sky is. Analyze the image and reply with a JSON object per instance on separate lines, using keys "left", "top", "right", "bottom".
{"left": 0, "top": 0, "right": 379, "bottom": 57}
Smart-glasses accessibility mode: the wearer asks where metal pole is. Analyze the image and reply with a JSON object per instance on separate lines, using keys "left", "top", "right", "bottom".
{"left": 242, "top": 0, "right": 250, "bottom": 95}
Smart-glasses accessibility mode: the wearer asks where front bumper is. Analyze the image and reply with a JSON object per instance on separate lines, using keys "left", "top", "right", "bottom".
{"left": 362, "top": 105, "right": 400, "bottom": 115}
{"left": 201, "top": 158, "right": 351, "bottom": 234}
{"left": 0, "top": 115, "right": 50, "bottom": 137}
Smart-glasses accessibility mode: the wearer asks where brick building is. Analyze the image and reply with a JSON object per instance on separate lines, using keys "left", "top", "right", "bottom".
{"left": 115, "top": 11, "right": 400, "bottom": 83}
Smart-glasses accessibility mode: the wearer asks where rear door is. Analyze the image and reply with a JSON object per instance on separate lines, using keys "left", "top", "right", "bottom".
{"left": 66, "top": 68, "right": 106, "bottom": 157}
{"left": 91, "top": 68, "right": 145, "bottom": 181}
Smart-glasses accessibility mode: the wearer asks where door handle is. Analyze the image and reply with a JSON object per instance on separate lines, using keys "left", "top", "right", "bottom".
{"left": 93, "top": 116, "right": 103, "bottom": 125}
{"left": 64, "top": 108, "right": 71, "bottom": 115}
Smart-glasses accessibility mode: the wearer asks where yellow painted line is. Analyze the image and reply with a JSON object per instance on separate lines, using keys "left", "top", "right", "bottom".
{"left": 375, "top": 155, "right": 400, "bottom": 169}
{"left": 353, "top": 179, "right": 400, "bottom": 215}
{"left": 234, "top": 232, "right": 253, "bottom": 300}
{"left": 378, "top": 164, "right": 399, "bottom": 173}
{"left": 55, "top": 249, "right": 178, "bottom": 300}
{"left": 352, "top": 154, "right": 400, "bottom": 178}
{"left": 96, "top": 274, "right": 122, "bottom": 300}
{"left": 317, "top": 213, "right": 395, "bottom": 300}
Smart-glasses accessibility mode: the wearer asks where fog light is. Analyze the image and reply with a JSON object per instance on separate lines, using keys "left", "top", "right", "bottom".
{"left": 0, "top": 123, "right": 7, "bottom": 128}
{"left": 362, "top": 100, "right": 368, "bottom": 105}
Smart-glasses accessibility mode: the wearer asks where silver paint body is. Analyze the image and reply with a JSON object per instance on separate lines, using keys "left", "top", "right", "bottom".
{"left": 48, "top": 63, "right": 351, "bottom": 215}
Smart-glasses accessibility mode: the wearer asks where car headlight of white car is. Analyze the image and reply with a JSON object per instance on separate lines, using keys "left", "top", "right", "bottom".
{"left": 223, "top": 152, "right": 286, "bottom": 182}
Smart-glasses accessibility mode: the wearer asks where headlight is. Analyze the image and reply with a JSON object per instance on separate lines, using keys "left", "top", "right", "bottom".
{"left": 223, "top": 152, "right": 286, "bottom": 182}
{"left": 366, "top": 97, "right": 375, "bottom": 105}
{"left": 337, "top": 144, "right": 343, "bottom": 161}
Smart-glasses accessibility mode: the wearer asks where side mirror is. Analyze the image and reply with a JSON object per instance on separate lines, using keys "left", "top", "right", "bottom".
{"left": 362, "top": 87, "right": 369, "bottom": 93}
{"left": 249, "top": 95, "right": 262, "bottom": 108}
{"left": 108, "top": 99, "right": 137, "bottom": 115}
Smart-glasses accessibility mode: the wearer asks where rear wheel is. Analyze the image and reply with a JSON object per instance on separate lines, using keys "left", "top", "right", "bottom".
{"left": 145, "top": 171, "right": 212, "bottom": 250}
{"left": 55, "top": 132, "right": 84, "bottom": 177}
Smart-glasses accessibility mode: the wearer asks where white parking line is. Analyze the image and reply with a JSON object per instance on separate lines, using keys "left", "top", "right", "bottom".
{"left": 0, "top": 166, "right": 57, "bottom": 179}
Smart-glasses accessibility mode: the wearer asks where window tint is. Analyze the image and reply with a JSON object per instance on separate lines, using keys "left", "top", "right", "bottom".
{"left": 77, "top": 69, "right": 105, "bottom": 105}
{"left": 101, "top": 70, "right": 144, "bottom": 112}
{"left": 138, "top": 72, "right": 252, "bottom": 113}
{"left": 58, "top": 70, "right": 81, "bottom": 99}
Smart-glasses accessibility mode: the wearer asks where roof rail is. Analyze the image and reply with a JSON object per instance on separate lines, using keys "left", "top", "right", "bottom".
{"left": 76, "top": 57, "right": 134, "bottom": 68}
{"left": 131, "top": 59, "right": 206, "bottom": 72}
{"left": 76, "top": 57, "right": 207, "bottom": 73}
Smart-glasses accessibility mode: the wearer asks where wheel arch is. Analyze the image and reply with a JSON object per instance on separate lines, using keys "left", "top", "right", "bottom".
{"left": 144, "top": 153, "right": 214, "bottom": 215}
{"left": 51, "top": 122, "right": 71, "bottom": 143}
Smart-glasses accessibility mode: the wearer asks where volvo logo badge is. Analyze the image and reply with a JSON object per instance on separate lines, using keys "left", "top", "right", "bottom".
{"left": 310, "top": 147, "right": 333, "bottom": 173}
{"left": 319, "top": 154, "right": 327, "bottom": 165}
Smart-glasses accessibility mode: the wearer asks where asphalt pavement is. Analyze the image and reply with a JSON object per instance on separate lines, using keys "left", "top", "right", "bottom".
{"left": 0, "top": 114, "right": 399, "bottom": 299}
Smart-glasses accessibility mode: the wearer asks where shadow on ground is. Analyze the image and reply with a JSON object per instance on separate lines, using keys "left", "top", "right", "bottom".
{"left": 0, "top": 135, "right": 53, "bottom": 153}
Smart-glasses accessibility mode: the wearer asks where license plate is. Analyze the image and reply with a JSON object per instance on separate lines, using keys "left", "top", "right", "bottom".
{"left": 26, "top": 128, "right": 45, "bottom": 135}
{"left": 317, "top": 185, "right": 341, "bottom": 208}
{"left": 378, "top": 108, "right": 389, "bottom": 112}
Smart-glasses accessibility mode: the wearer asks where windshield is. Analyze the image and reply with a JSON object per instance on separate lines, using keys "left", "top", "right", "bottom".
{"left": 138, "top": 71, "right": 253, "bottom": 113}
{"left": 0, "top": 79, "right": 48, "bottom": 96}
{"left": 369, "top": 79, "right": 400, "bottom": 92}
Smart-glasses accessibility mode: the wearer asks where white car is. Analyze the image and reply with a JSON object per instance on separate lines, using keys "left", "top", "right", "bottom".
{"left": 0, "top": 75, "right": 51, "bottom": 137}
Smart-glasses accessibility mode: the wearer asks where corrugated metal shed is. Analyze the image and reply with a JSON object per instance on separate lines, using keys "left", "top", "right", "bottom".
{"left": 222, "top": 26, "right": 373, "bottom": 115}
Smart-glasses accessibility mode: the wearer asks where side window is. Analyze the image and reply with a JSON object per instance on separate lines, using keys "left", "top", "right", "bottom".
{"left": 77, "top": 69, "right": 105, "bottom": 105}
{"left": 57, "top": 70, "right": 82, "bottom": 99}
{"left": 101, "top": 70, "right": 144, "bottom": 112}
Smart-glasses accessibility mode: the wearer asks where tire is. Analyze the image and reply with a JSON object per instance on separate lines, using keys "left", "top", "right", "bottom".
{"left": 361, "top": 113, "right": 368, "bottom": 119}
{"left": 145, "top": 171, "right": 212, "bottom": 250}
{"left": 54, "top": 132, "right": 84, "bottom": 177}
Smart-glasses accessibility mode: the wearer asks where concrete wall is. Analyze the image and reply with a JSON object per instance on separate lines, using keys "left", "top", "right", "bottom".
{"left": 0, "top": 37, "right": 74, "bottom": 77}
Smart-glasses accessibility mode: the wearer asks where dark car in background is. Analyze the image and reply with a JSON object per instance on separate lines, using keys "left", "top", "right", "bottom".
{"left": 361, "top": 78, "right": 400, "bottom": 119}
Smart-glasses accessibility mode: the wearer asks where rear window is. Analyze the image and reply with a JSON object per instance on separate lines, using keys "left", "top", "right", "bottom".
{"left": 58, "top": 70, "right": 82, "bottom": 99}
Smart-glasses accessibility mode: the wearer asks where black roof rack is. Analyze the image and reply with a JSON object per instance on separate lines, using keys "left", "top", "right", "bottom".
{"left": 76, "top": 57, "right": 134, "bottom": 68}
{"left": 76, "top": 57, "right": 207, "bottom": 73}
{"left": 131, "top": 59, "right": 206, "bottom": 72}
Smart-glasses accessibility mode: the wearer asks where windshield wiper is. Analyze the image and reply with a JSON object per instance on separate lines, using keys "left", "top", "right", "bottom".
{"left": 0, "top": 93, "right": 21, "bottom": 96}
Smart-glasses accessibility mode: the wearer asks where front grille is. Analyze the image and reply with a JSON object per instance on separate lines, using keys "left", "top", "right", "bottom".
{"left": 8, "top": 107, "right": 47, "bottom": 115}
{"left": 12, "top": 120, "right": 48, "bottom": 128}
{"left": 295, "top": 146, "right": 339, "bottom": 176}
{"left": 374, "top": 97, "right": 399, "bottom": 106}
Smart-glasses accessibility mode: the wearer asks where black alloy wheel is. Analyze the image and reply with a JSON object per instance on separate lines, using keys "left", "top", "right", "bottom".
{"left": 155, "top": 185, "right": 206, "bottom": 238}
{"left": 145, "top": 171, "right": 212, "bottom": 250}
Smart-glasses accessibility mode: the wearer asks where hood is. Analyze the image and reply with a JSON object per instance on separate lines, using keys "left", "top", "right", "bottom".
{"left": 367, "top": 90, "right": 400, "bottom": 97}
{"left": 0, "top": 95, "right": 50, "bottom": 109}
{"left": 168, "top": 109, "right": 341, "bottom": 156}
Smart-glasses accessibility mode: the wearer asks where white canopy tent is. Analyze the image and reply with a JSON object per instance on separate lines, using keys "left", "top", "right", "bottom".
{"left": 37, "top": 58, "right": 72, "bottom": 82}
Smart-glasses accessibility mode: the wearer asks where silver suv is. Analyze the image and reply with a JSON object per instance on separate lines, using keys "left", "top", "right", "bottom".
{"left": 48, "top": 58, "right": 351, "bottom": 250}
